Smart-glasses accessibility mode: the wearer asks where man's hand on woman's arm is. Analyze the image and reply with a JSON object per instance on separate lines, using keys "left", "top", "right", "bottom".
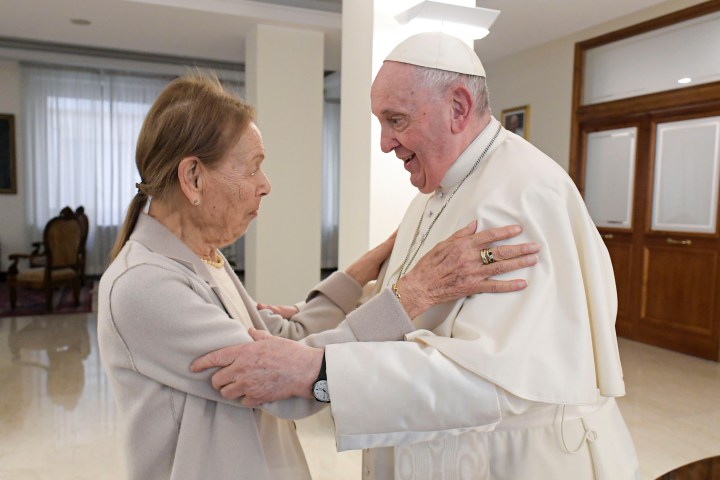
{"left": 191, "top": 328, "right": 322, "bottom": 407}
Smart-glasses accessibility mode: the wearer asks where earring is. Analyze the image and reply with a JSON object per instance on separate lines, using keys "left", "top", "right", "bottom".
{"left": 193, "top": 199, "right": 200, "bottom": 206}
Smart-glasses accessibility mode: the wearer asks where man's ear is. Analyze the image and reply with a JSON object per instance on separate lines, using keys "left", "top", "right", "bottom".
{"left": 177, "top": 156, "right": 204, "bottom": 205}
{"left": 450, "top": 85, "right": 474, "bottom": 134}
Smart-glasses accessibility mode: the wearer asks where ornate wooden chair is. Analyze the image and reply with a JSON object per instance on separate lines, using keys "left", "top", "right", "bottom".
{"left": 7, "top": 207, "right": 84, "bottom": 311}
{"left": 29, "top": 206, "right": 89, "bottom": 283}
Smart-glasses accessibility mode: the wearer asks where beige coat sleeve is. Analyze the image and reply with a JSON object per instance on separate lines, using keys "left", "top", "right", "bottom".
{"left": 300, "top": 283, "right": 415, "bottom": 348}
{"left": 251, "top": 271, "right": 361, "bottom": 340}
{"left": 256, "top": 271, "right": 415, "bottom": 348}
{"left": 107, "top": 263, "right": 320, "bottom": 420}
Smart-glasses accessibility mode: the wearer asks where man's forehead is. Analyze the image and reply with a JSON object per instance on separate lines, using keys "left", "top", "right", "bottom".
{"left": 371, "top": 66, "right": 416, "bottom": 112}
{"left": 372, "top": 62, "right": 419, "bottom": 95}
{"left": 374, "top": 61, "right": 407, "bottom": 83}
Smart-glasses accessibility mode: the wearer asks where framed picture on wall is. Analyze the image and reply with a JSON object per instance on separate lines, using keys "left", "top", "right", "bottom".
{"left": 0, "top": 114, "right": 17, "bottom": 194}
{"left": 501, "top": 105, "right": 529, "bottom": 140}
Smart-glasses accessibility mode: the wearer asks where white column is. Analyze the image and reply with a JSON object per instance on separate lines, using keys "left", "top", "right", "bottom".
{"left": 244, "top": 24, "right": 324, "bottom": 304}
{"left": 338, "top": 0, "right": 475, "bottom": 268}
{"left": 337, "top": 0, "right": 374, "bottom": 268}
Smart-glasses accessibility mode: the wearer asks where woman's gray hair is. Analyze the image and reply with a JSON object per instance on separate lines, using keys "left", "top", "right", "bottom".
{"left": 412, "top": 66, "right": 489, "bottom": 116}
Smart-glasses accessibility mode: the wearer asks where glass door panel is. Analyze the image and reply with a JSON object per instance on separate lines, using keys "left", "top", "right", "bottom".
{"left": 652, "top": 116, "right": 720, "bottom": 233}
{"left": 584, "top": 127, "right": 637, "bottom": 228}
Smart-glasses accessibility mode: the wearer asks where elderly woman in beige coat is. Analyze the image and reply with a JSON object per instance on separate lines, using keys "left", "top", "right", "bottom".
{"left": 97, "top": 74, "right": 538, "bottom": 480}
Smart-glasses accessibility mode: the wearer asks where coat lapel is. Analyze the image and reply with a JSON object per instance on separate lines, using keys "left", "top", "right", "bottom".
{"left": 130, "top": 213, "right": 255, "bottom": 329}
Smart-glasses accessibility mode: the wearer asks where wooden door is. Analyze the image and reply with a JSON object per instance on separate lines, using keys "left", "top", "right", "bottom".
{"left": 635, "top": 114, "right": 720, "bottom": 359}
{"left": 579, "top": 112, "right": 720, "bottom": 360}
{"left": 579, "top": 123, "right": 644, "bottom": 336}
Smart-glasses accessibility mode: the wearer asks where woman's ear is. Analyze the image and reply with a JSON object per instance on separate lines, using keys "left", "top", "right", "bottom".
{"left": 178, "top": 156, "right": 204, "bottom": 206}
{"left": 450, "top": 85, "right": 474, "bottom": 134}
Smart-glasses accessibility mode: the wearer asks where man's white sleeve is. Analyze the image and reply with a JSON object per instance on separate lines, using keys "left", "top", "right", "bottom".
{"left": 326, "top": 335, "right": 501, "bottom": 451}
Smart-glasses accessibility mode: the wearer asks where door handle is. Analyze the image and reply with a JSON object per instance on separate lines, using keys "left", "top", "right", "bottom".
{"left": 601, "top": 234, "right": 614, "bottom": 240}
{"left": 666, "top": 238, "right": 692, "bottom": 246}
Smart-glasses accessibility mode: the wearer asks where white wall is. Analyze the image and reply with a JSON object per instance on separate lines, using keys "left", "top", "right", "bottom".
{"left": 0, "top": 59, "right": 27, "bottom": 270}
{"left": 485, "top": 0, "right": 707, "bottom": 172}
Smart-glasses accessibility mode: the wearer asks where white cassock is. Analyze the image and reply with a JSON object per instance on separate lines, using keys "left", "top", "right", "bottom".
{"left": 324, "top": 117, "right": 639, "bottom": 479}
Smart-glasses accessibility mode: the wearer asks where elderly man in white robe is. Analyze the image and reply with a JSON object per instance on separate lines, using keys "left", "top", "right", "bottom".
{"left": 192, "top": 32, "right": 639, "bottom": 479}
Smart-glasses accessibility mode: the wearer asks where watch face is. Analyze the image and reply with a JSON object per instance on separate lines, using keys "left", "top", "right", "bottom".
{"left": 313, "top": 379, "right": 330, "bottom": 403}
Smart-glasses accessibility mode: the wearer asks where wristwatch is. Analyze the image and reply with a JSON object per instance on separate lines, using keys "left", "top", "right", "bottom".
{"left": 312, "top": 351, "right": 331, "bottom": 403}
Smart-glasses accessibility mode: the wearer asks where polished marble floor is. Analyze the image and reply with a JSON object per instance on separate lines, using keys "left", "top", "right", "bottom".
{"left": 0, "top": 308, "right": 719, "bottom": 480}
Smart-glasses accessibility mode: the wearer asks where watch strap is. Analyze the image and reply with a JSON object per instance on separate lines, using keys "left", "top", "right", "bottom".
{"left": 316, "top": 350, "right": 327, "bottom": 382}
{"left": 312, "top": 351, "right": 330, "bottom": 403}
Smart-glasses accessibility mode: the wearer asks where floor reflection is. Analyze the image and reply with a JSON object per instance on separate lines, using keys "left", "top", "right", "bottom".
{"left": 8, "top": 317, "right": 91, "bottom": 410}
{"left": 0, "top": 314, "right": 124, "bottom": 480}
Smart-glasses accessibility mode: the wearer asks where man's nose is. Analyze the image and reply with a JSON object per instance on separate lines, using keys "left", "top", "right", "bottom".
{"left": 380, "top": 128, "right": 400, "bottom": 154}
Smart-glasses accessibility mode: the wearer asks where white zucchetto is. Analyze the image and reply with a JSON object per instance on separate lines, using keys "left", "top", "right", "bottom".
{"left": 384, "top": 32, "right": 486, "bottom": 77}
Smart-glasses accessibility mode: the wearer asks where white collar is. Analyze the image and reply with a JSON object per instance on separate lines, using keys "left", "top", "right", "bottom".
{"left": 437, "top": 116, "right": 501, "bottom": 194}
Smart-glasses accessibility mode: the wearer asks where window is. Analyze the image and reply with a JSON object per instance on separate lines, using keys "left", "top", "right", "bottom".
{"left": 24, "top": 65, "right": 168, "bottom": 274}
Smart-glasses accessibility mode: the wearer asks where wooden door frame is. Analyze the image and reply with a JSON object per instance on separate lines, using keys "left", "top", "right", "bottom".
{"left": 569, "top": 1, "right": 720, "bottom": 360}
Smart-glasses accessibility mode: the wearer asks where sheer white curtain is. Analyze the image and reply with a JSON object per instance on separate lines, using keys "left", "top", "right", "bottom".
{"left": 322, "top": 100, "right": 340, "bottom": 269}
{"left": 23, "top": 64, "right": 339, "bottom": 275}
{"left": 23, "top": 65, "right": 168, "bottom": 275}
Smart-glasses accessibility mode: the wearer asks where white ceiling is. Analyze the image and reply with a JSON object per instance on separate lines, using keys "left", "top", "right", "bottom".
{"left": 0, "top": 0, "right": 677, "bottom": 71}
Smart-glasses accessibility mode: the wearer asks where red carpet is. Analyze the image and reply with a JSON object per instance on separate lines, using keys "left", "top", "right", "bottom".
{"left": 0, "top": 283, "right": 95, "bottom": 317}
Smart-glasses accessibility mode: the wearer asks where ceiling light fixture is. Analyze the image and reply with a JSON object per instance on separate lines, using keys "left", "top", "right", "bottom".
{"left": 70, "top": 18, "right": 92, "bottom": 26}
{"left": 394, "top": 1, "right": 500, "bottom": 40}
{"left": 677, "top": 77, "right": 692, "bottom": 84}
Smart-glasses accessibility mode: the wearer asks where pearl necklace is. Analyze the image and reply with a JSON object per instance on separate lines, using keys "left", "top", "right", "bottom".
{"left": 201, "top": 250, "right": 225, "bottom": 269}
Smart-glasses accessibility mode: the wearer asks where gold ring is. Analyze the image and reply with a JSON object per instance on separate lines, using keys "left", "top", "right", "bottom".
{"left": 480, "top": 248, "right": 495, "bottom": 265}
